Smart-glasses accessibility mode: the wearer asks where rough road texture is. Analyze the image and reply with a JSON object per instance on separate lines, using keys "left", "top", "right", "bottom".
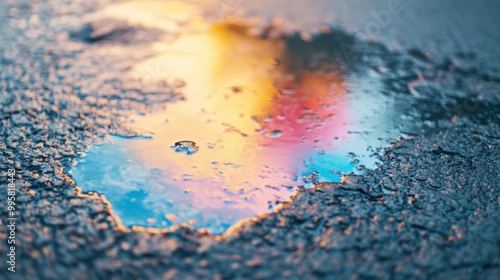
{"left": 1, "top": 0, "right": 499, "bottom": 279}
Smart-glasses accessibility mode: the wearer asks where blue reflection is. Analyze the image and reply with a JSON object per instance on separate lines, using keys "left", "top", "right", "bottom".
{"left": 301, "top": 152, "right": 357, "bottom": 184}
{"left": 70, "top": 137, "right": 268, "bottom": 234}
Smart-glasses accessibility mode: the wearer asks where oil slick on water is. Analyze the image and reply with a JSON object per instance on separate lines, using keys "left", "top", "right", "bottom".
{"left": 70, "top": 1, "right": 399, "bottom": 234}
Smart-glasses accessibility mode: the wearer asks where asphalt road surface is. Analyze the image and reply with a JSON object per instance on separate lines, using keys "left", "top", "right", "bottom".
{"left": 0, "top": 0, "right": 499, "bottom": 279}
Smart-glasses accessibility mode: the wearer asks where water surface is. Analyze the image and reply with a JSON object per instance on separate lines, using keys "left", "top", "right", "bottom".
{"left": 71, "top": 1, "right": 403, "bottom": 234}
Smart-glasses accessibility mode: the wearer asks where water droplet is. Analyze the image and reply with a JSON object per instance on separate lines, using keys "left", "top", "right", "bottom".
{"left": 266, "top": 130, "right": 282, "bottom": 138}
{"left": 172, "top": 141, "right": 199, "bottom": 155}
{"left": 206, "top": 142, "right": 216, "bottom": 149}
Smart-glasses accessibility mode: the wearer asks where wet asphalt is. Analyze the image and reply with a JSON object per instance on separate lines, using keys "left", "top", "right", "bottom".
{"left": 0, "top": 0, "right": 499, "bottom": 279}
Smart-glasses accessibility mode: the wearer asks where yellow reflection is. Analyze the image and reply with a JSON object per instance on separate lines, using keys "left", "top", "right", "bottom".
{"left": 127, "top": 20, "right": 288, "bottom": 209}
{"left": 89, "top": 0, "right": 203, "bottom": 32}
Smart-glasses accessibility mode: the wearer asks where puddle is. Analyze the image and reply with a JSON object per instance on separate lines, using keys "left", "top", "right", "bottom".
{"left": 70, "top": 1, "right": 404, "bottom": 234}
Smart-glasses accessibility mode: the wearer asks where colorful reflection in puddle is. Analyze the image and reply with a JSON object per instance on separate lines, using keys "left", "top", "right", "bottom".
{"left": 70, "top": 1, "right": 398, "bottom": 234}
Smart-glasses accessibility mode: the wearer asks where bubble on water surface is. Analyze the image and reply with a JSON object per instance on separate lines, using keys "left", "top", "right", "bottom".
{"left": 172, "top": 140, "right": 199, "bottom": 155}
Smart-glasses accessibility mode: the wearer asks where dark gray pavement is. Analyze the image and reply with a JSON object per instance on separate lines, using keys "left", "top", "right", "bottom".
{"left": 0, "top": 0, "right": 499, "bottom": 279}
